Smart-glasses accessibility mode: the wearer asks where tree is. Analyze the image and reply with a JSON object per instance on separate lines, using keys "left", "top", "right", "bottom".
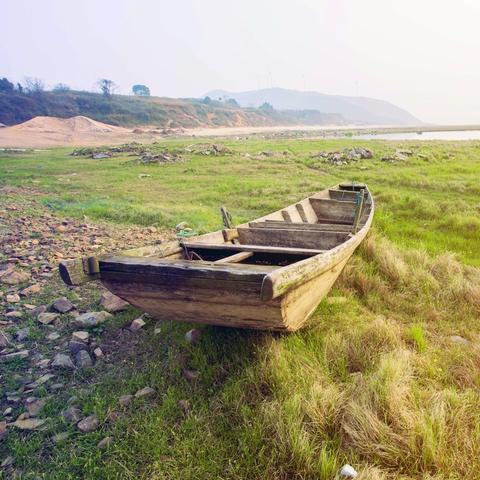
{"left": 132, "top": 84, "right": 150, "bottom": 96}
{"left": 97, "top": 78, "right": 117, "bottom": 97}
{"left": 225, "top": 98, "right": 239, "bottom": 107}
{"left": 24, "top": 77, "right": 45, "bottom": 94}
{"left": 202, "top": 96, "right": 212, "bottom": 105}
{"left": 53, "top": 83, "right": 70, "bottom": 92}
{"left": 259, "top": 102, "right": 274, "bottom": 112}
{"left": 0, "top": 77, "right": 14, "bottom": 93}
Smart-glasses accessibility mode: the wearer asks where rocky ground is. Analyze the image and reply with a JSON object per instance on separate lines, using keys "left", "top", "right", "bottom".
{"left": 0, "top": 187, "right": 178, "bottom": 475}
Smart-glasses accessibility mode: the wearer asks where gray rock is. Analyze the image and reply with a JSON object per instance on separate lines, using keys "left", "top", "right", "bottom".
{"left": 93, "top": 347, "right": 103, "bottom": 358}
{"left": 15, "top": 328, "right": 29, "bottom": 342}
{"left": 31, "top": 305, "right": 47, "bottom": 317}
{"left": 449, "top": 335, "right": 469, "bottom": 345}
{"left": 75, "top": 311, "right": 112, "bottom": 328}
{"left": 2, "top": 350, "right": 29, "bottom": 360}
{"left": 119, "top": 394, "right": 133, "bottom": 407}
{"left": 47, "top": 332, "right": 60, "bottom": 341}
{"left": 97, "top": 436, "right": 113, "bottom": 449}
{"left": 38, "top": 312, "right": 58, "bottom": 325}
{"left": 1, "top": 456, "right": 14, "bottom": 468}
{"left": 62, "top": 406, "right": 82, "bottom": 424}
{"left": 5, "top": 310, "right": 22, "bottom": 319}
{"left": 75, "top": 350, "right": 93, "bottom": 368}
{"left": 77, "top": 415, "right": 99, "bottom": 433}
{"left": 185, "top": 329, "right": 201, "bottom": 344}
{"left": 52, "top": 297, "right": 74, "bottom": 313}
{"left": 0, "top": 330, "right": 10, "bottom": 347}
{"left": 6, "top": 293, "right": 20, "bottom": 303}
{"left": 69, "top": 340, "right": 88, "bottom": 355}
{"left": 72, "top": 331, "right": 89, "bottom": 342}
{"left": 134, "top": 387, "right": 155, "bottom": 398}
{"left": 129, "top": 317, "right": 146, "bottom": 332}
{"left": 0, "top": 270, "right": 30, "bottom": 285}
{"left": 339, "top": 464, "right": 358, "bottom": 478}
{"left": 12, "top": 418, "right": 46, "bottom": 430}
{"left": 100, "top": 291, "right": 129, "bottom": 313}
{"left": 26, "top": 397, "right": 46, "bottom": 416}
{"left": 52, "top": 353, "right": 75, "bottom": 369}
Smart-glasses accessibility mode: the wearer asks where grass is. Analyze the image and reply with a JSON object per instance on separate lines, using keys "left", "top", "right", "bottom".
{"left": 1, "top": 138, "right": 480, "bottom": 479}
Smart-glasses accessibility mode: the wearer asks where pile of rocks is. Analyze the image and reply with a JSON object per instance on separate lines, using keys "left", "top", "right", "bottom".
{"left": 183, "top": 144, "right": 232, "bottom": 156}
{"left": 381, "top": 148, "right": 414, "bottom": 163}
{"left": 310, "top": 147, "right": 373, "bottom": 165}
{"left": 137, "top": 151, "right": 183, "bottom": 164}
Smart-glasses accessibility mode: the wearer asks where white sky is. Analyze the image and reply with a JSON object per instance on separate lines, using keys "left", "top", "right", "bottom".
{"left": 2, "top": 0, "right": 480, "bottom": 124}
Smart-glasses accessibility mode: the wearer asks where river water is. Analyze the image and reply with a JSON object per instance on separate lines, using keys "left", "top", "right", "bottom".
{"left": 351, "top": 130, "right": 480, "bottom": 141}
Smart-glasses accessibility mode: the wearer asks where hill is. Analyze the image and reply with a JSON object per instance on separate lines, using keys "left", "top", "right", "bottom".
{"left": 207, "top": 87, "right": 421, "bottom": 125}
{"left": 0, "top": 90, "right": 344, "bottom": 128}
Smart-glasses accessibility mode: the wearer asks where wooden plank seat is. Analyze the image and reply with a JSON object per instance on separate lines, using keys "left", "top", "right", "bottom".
{"left": 250, "top": 221, "right": 352, "bottom": 232}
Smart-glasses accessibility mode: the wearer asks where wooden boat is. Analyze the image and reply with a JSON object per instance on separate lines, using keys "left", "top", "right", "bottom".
{"left": 59, "top": 183, "right": 374, "bottom": 331}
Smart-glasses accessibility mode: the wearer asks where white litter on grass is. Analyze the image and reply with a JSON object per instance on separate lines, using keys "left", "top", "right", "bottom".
{"left": 339, "top": 464, "right": 358, "bottom": 478}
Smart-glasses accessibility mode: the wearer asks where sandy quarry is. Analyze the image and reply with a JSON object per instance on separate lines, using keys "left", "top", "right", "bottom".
{"left": 0, "top": 116, "right": 170, "bottom": 148}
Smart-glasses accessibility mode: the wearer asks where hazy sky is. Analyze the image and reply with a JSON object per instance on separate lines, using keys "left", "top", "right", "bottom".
{"left": 2, "top": 0, "right": 480, "bottom": 124}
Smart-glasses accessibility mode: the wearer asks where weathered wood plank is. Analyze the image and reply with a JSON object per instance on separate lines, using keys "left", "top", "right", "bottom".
{"left": 310, "top": 198, "right": 356, "bottom": 223}
{"left": 181, "top": 242, "right": 324, "bottom": 256}
{"left": 281, "top": 210, "right": 292, "bottom": 222}
{"left": 249, "top": 221, "right": 351, "bottom": 232}
{"left": 214, "top": 251, "right": 253, "bottom": 264}
{"left": 295, "top": 203, "right": 307, "bottom": 222}
{"left": 237, "top": 227, "right": 347, "bottom": 250}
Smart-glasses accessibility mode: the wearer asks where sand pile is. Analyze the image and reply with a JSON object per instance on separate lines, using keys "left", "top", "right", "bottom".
{"left": 0, "top": 116, "right": 157, "bottom": 148}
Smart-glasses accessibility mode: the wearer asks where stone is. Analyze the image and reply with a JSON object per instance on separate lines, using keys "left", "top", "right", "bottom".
{"left": 5, "top": 310, "right": 22, "bottom": 319}
{"left": 20, "top": 284, "right": 41, "bottom": 296}
{"left": 185, "top": 329, "right": 201, "bottom": 344}
{"left": 129, "top": 317, "right": 146, "bottom": 332}
{"left": 12, "top": 418, "right": 46, "bottom": 430}
{"left": 26, "top": 397, "right": 46, "bottom": 416}
{"left": 52, "top": 432, "right": 70, "bottom": 444}
{"left": 36, "top": 358, "right": 51, "bottom": 369}
{"left": 100, "top": 291, "right": 129, "bottom": 313}
{"left": 37, "top": 312, "right": 58, "bottom": 325}
{"left": 119, "top": 394, "right": 133, "bottom": 407}
{"left": 339, "top": 464, "right": 358, "bottom": 478}
{"left": 0, "top": 421, "right": 6, "bottom": 440}
{"left": 62, "top": 406, "right": 82, "bottom": 424}
{"left": 1, "top": 456, "right": 14, "bottom": 468}
{"left": 52, "top": 353, "right": 75, "bottom": 369}
{"left": 0, "top": 330, "right": 10, "bottom": 347}
{"left": 6, "top": 293, "right": 20, "bottom": 303}
{"left": 183, "top": 369, "right": 200, "bottom": 381}
{"left": 69, "top": 340, "right": 88, "bottom": 355}
{"left": 1, "top": 270, "right": 30, "bottom": 285}
{"left": 93, "top": 347, "right": 103, "bottom": 358}
{"left": 52, "top": 297, "right": 74, "bottom": 313}
{"left": 32, "top": 305, "right": 47, "bottom": 317}
{"left": 3, "top": 407, "right": 12, "bottom": 416}
{"left": 47, "top": 332, "right": 60, "bottom": 341}
{"left": 77, "top": 415, "right": 99, "bottom": 433}
{"left": 55, "top": 225, "right": 67, "bottom": 233}
{"left": 134, "top": 387, "right": 155, "bottom": 398}
{"left": 448, "top": 335, "right": 469, "bottom": 345}
{"left": 15, "top": 328, "right": 29, "bottom": 342}
{"left": 2, "top": 350, "right": 29, "bottom": 360}
{"left": 72, "top": 331, "right": 89, "bottom": 342}
{"left": 75, "top": 350, "right": 93, "bottom": 368}
{"left": 97, "top": 436, "right": 113, "bottom": 449}
{"left": 75, "top": 311, "right": 112, "bottom": 328}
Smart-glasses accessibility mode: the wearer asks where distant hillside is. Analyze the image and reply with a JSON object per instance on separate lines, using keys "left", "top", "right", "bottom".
{"left": 0, "top": 90, "right": 344, "bottom": 128}
{"left": 206, "top": 88, "right": 421, "bottom": 125}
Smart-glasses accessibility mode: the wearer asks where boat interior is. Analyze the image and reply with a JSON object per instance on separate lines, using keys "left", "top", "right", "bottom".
{"left": 175, "top": 184, "right": 372, "bottom": 269}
